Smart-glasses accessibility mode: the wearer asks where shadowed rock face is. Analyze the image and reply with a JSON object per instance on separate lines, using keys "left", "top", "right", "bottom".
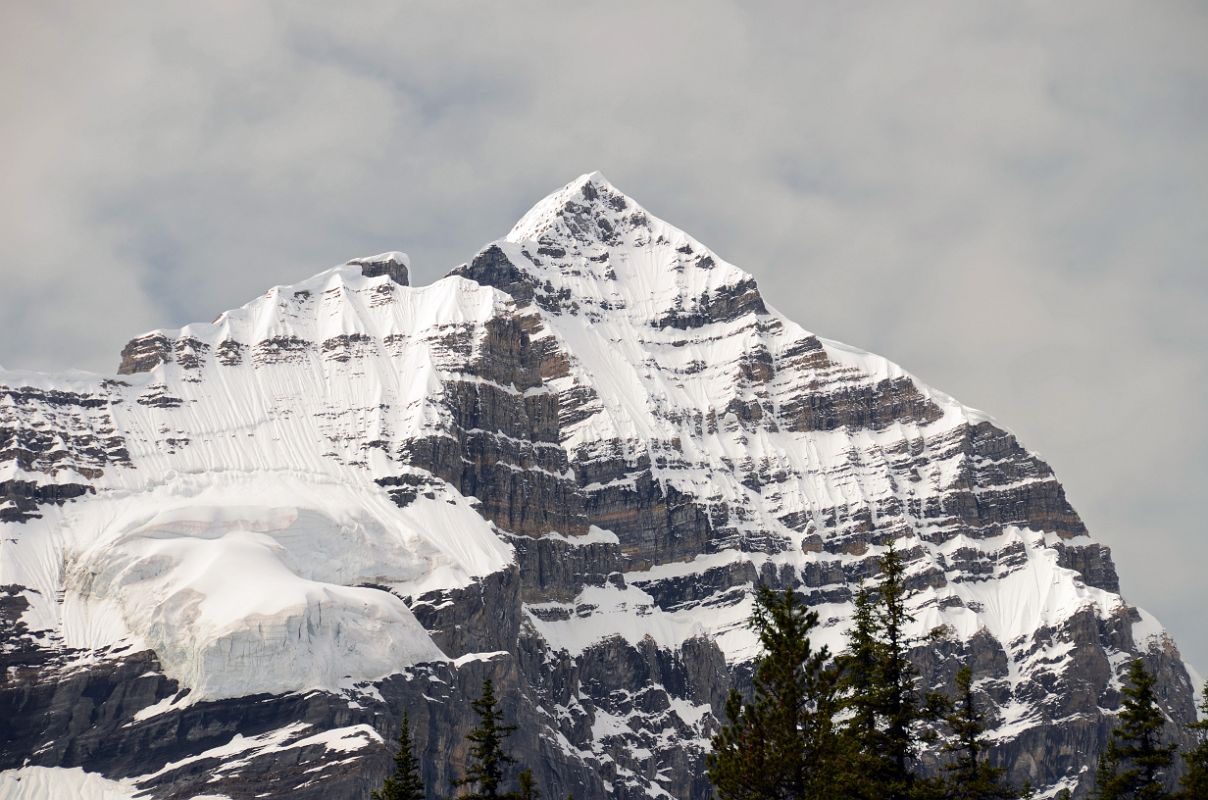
{"left": 0, "top": 174, "right": 1196, "bottom": 799}
{"left": 348, "top": 253, "right": 410, "bottom": 287}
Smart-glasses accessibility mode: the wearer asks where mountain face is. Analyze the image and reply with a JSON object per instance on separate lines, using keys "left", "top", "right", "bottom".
{"left": 0, "top": 173, "right": 1197, "bottom": 799}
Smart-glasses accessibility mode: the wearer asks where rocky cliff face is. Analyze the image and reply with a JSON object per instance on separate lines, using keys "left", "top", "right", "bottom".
{"left": 0, "top": 175, "right": 1197, "bottom": 799}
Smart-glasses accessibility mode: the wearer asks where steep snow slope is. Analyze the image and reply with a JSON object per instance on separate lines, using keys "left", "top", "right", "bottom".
{"left": 1, "top": 260, "right": 516, "bottom": 699}
{"left": 1, "top": 176, "right": 1197, "bottom": 800}
{"left": 461, "top": 173, "right": 1132, "bottom": 656}
{"left": 0, "top": 767, "right": 146, "bottom": 800}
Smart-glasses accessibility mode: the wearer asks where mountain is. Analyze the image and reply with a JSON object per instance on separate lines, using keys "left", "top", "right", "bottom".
{"left": 0, "top": 173, "right": 1197, "bottom": 799}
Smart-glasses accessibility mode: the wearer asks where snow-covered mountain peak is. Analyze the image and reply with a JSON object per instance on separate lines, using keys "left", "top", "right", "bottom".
{"left": 463, "top": 174, "right": 765, "bottom": 332}
{"left": 505, "top": 171, "right": 620, "bottom": 244}
{"left": 3, "top": 176, "right": 1198, "bottom": 800}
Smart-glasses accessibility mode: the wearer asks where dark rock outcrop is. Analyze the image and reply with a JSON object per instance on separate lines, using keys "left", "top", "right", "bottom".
{"left": 349, "top": 253, "right": 410, "bottom": 287}
{"left": 1, "top": 174, "right": 1196, "bottom": 800}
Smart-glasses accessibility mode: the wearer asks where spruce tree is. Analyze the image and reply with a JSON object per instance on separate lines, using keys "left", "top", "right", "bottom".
{"left": 878, "top": 543, "right": 924, "bottom": 791}
{"left": 373, "top": 711, "right": 426, "bottom": 800}
{"left": 836, "top": 542, "right": 943, "bottom": 800}
{"left": 707, "top": 584, "right": 842, "bottom": 800}
{"left": 455, "top": 679, "right": 518, "bottom": 799}
{"left": 1177, "top": 680, "right": 1208, "bottom": 800}
{"left": 942, "top": 664, "right": 1018, "bottom": 799}
{"left": 1093, "top": 659, "right": 1176, "bottom": 800}
{"left": 1095, "top": 748, "right": 1125, "bottom": 800}
{"left": 834, "top": 584, "right": 888, "bottom": 798}
{"left": 841, "top": 585, "right": 884, "bottom": 742}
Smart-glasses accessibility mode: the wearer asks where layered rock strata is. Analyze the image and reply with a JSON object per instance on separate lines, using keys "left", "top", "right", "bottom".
{"left": 0, "top": 175, "right": 1196, "bottom": 799}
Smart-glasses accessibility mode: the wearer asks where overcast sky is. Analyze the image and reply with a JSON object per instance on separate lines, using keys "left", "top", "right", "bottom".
{"left": 2, "top": 1, "right": 1205, "bottom": 674}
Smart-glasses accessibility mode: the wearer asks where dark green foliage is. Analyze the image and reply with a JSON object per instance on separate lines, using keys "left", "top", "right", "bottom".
{"left": 456, "top": 679, "right": 518, "bottom": 799}
{"left": 835, "top": 543, "right": 944, "bottom": 800}
{"left": 701, "top": 542, "right": 1208, "bottom": 800}
{"left": 1177, "top": 680, "right": 1208, "bottom": 799}
{"left": 833, "top": 584, "right": 892, "bottom": 799}
{"left": 515, "top": 768, "right": 539, "bottom": 800}
{"left": 942, "top": 664, "right": 1018, "bottom": 799}
{"left": 877, "top": 546, "right": 921, "bottom": 783}
{"left": 373, "top": 711, "right": 426, "bottom": 800}
{"left": 706, "top": 584, "right": 843, "bottom": 800}
{"left": 1093, "top": 659, "right": 1176, "bottom": 800}
{"left": 840, "top": 585, "right": 882, "bottom": 743}
{"left": 1096, "top": 747, "right": 1126, "bottom": 800}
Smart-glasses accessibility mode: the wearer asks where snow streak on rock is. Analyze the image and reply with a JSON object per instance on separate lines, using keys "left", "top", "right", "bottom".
{"left": 1, "top": 174, "right": 1197, "bottom": 800}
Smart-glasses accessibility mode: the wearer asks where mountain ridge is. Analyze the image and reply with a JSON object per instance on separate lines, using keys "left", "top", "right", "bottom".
{"left": 0, "top": 174, "right": 1196, "bottom": 799}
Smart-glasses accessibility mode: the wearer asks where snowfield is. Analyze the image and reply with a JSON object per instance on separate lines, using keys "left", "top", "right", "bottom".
{"left": 1, "top": 173, "right": 1195, "bottom": 800}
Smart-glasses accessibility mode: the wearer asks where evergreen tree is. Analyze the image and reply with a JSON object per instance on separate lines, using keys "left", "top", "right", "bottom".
{"left": 841, "top": 585, "right": 884, "bottom": 741}
{"left": 707, "top": 584, "right": 843, "bottom": 800}
{"left": 1177, "top": 680, "right": 1208, "bottom": 800}
{"left": 835, "top": 542, "right": 943, "bottom": 800}
{"left": 1093, "top": 659, "right": 1176, "bottom": 800}
{"left": 834, "top": 584, "right": 889, "bottom": 798}
{"left": 373, "top": 711, "right": 426, "bottom": 800}
{"left": 942, "top": 664, "right": 1018, "bottom": 799}
{"left": 456, "top": 679, "right": 518, "bottom": 799}
{"left": 878, "top": 543, "right": 924, "bottom": 789}
{"left": 515, "top": 768, "right": 539, "bottom": 800}
{"left": 1095, "top": 748, "right": 1125, "bottom": 800}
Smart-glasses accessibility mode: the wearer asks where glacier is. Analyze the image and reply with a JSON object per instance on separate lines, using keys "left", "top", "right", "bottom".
{"left": 0, "top": 173, "right": 1197, "bottom": 799}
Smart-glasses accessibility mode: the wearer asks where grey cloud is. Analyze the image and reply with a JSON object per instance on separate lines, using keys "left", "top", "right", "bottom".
{"left": 1, "top": 0, "right": 1205, "bottom": 671}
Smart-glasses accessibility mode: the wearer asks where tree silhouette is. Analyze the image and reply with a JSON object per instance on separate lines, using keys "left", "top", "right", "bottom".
{"left": 455, "top": 679, "right": 518, "bottom": 799}
{"left": 372, "top": 711, "right": 425, "bottom": 800}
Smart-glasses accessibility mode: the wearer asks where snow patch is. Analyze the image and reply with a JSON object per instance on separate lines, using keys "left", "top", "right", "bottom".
{"left": 43, "top": 477, "right": 513, "bottom": 699}
{"left": 0, "top": 767, "right": 144, "bottom": 800}
{"left": 1132, "top": 606, "right": 1168, "bottom": 651}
